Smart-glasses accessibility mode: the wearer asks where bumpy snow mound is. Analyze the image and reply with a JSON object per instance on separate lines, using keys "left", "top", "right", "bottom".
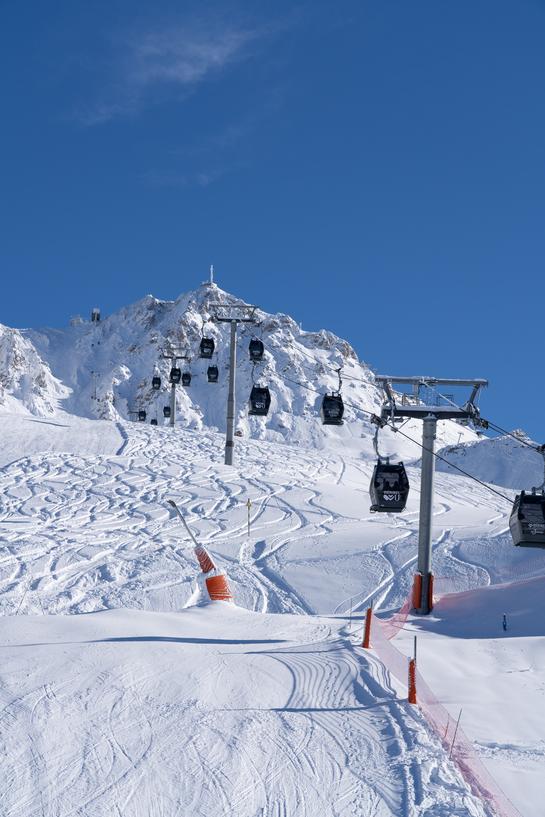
{"left": 437, "top": 430, "right": 544, "bottom": 490}
{"left": 0, "top": 324, "right": 68, "bottom": 416}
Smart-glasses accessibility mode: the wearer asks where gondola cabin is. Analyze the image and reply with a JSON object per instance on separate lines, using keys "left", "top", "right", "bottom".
{"left": 321, "top": 393, "right": 344, "bottom": 425}
{"left": 138, "top": 410, "right": 147, "bottom": 422}
{"left": 249, "top": 339, "right": 264, "bottom": 362}
{"left": 207, "top": 365, "right": 219, "bottom": 383}
{"left": 152, "top": 376, "right": 161, "bottom": 390}
{"left": 169, "top": 367, "right": 181, "bottom": 384}
{"left": 182, "top": 372, "right": 191, "bottom": 387}
{"left": 249, "top": 386, "right": 271, "bottom": 416}
{"left": 509, "top": 491, "right": 545, "bottom": 548}
{"left": 163, "top": 406, "right": 171, "bottom": 418}
{"left": 150, "top": 418, "right": 158, "bottom": 426}
{"left": 369, "top": 462, "right": 409, "bottom": 513}
{"left": 200, "top": 338, "right": 215, "bottom": 359}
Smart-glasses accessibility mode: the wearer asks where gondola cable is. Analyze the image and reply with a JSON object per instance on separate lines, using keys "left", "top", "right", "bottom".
{"left": 274, "top": 368, "right": 513, "bottom": 504}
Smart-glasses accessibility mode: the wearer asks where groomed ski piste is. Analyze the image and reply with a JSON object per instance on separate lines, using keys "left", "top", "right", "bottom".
{"left": 1, "top": 409, "right": 544, "bottom": 817}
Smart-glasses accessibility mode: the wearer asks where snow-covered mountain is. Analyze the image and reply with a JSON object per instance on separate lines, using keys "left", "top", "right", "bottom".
{"left": 0, "top": 323, "right": 67, "bottom": 415}
{"left": 1, "top": 281, "right": 476, "bottom": 455}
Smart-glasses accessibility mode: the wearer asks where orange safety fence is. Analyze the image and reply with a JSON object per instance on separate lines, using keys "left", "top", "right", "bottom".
{"left": 378, "top": 597, "right": 411, "bottom": 640}
{"left": 365, "top": 588, "right": 524, "bottom": 817}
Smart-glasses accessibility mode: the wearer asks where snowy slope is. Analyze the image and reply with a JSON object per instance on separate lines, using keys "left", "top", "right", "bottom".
{"left": 437, "top": 432, "right": 544, "bottom": 490}
{"left": 395, "top": 578, "right": 545, "bottom": 817}
{"left": 1, "top": 415, "right": 544, "bottom": 813}
{"left": 0, "top": 412, "right": 124, "bottom": 467}
{"left": 0, "top": 604, "right": 490, "bottom": 817}
{"left": 2, "top": 416, "right": 534, "bottom": 619}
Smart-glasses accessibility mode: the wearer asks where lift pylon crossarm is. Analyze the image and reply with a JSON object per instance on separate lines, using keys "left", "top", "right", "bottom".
{"left": 375, "top": 376, "right": 488, "bottom": 388}
{"left": 376, "top": 374, "right": 487, "bottom": 425}
{"left": 160, "top": 349, "right": 190, "bottom": 362}
{"left": 381, "top": 405, "right": 475, "bottom": 421}
{"left": 211, "top": 302, "right": 258, "bottom": 324}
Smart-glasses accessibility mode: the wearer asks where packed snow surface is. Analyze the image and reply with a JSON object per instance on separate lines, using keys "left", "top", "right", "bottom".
{"left": 395, "top": 578, "right": 545, "bottom": 817}
{"left": 1, "top": 604, "right": 491, "bottom": 817}
{"left": 0, "top": 412, "right": 544, "bottom": 815}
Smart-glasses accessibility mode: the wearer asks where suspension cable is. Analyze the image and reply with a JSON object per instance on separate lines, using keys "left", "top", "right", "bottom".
{"left": 274, "top": 369, "right": 513, "bottom": 505}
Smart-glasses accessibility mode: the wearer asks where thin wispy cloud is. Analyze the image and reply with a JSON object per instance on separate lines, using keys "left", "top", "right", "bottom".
{"left": 140, "top": 90, "right": 282, "bottom": 189}
{"left": 79, "top": 20, "right": 263, "bottom": 125}
{"left": 141, "top": 159, "right": 250, "bottom": 189}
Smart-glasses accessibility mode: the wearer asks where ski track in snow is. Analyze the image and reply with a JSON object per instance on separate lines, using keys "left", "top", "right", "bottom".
{"left": 0, "top": 420, "right": 540, "bottom": 816}
{"left": 0, "top": 423, "right": 513, "bottom": 619}
{"left": 0, "top": 613, "right": 488, "bottom": 817}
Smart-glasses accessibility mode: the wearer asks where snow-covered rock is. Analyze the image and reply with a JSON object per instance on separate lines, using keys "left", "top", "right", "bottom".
{"left": 0, "top": 324, "right": 67, "bottom": 415}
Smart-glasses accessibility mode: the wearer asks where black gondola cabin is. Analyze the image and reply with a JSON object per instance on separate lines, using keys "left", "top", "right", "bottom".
{"left": 509, "top": 491, "right": 545, "bottom": 548}
{"left": 249, "top": 386, "right": 271, "bottom": 416}
{"left": 182, "top": 372, "right": 191, "bottom": 387}
{"left": 369, "top": 462, "right": 409, "bottom": 513}
{"left": 321, "top": 393, "right": 344, "bottom": 425}
{"left": 169, "top": 367, "right": 181, "bottom": 384}
{"left": 138, "top": 410, "right": 147, "bottom": 422}
{"left": 152, "top": 376, "right": 161, "bottom": 390}
{"left": 150, "top": 418, "right": 158, "bottom": 426}
{"left": 200, "top": 338, "right": 215, "bottom": 359}
{"left": 207, "top": 365, "right": 219, "bottom": 383}
{"left": 249, "top": 339, "right": 264, "bottom": 362}
{"left": 163, "top": 406, "right": 171, "bottom": 418}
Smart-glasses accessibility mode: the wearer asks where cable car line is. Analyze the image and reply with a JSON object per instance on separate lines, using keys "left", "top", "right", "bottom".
{"left": 387, "top": 422, "right": 512, "bottom": 504}
{"left": 274, "top": 368, "right": 513, "bottom": 504}
{"left": 146, "top": 332, "right": 526, "bottom": 512}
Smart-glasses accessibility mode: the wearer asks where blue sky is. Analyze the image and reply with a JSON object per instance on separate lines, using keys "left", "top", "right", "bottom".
{"left": 1, "top": 0, "right": 544, "bottom": 438}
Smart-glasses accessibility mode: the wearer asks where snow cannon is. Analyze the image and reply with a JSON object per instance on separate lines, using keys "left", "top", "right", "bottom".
{"left": 167, "top": 500, "right": 234, "bottom": 603}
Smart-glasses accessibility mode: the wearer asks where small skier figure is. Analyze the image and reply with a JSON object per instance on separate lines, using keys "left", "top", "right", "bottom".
{"left": 502, "top": 613, "right": 507, "bottom": 632}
